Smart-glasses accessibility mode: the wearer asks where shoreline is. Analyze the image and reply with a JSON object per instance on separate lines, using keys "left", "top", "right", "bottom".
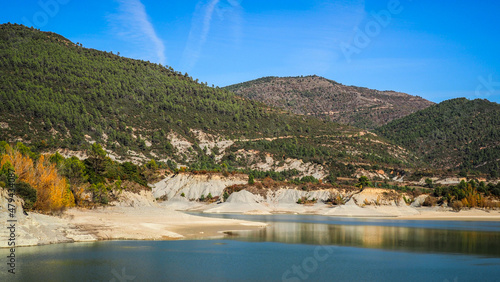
{"left": 64, "top": 206, "right": 268, "bottom": 241}
{"left": 394, "top": 208, "right": 500, "bottom": 221}
{"left": 2, "top": 204, "right": 500, "bottom": 249}
{"left": 0, "top": 205, "right": 268, "bottom": 248}
{"left": 191, "top": 207, "right": 500, "bottom": 222}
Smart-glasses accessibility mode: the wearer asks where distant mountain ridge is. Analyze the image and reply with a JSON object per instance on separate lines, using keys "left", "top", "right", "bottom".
{"left": 376, "top": 98, "right": 500, "bottom": 176}
{"left": 225, "top": 76, "right": 434, "bottom": 129}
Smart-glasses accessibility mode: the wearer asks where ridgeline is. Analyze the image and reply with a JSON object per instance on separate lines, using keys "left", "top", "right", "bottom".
{"left": 376, "top": 98, "right": 500, "bottom": 177}
{"left": 225, "top": 75, "right": 434, "bottom": 129}
{"left": 0, "top": 23, "right": 418, "bottom": 174}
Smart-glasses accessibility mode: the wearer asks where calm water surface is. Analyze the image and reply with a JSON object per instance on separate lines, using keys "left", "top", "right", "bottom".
{"left": 1, "top": 214, "right": 500, "bottom": 281}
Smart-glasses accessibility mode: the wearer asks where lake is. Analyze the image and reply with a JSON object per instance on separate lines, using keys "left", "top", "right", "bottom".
{"left": 2, "top": 214, "right": 500, "bottom": 281}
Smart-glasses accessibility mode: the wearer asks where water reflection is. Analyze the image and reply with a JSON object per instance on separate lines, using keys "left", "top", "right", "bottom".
{"left": 193, "top": 213, "right": 500, "bottom": 257}
{"left": 231, "top": 222, "right": 500, "bottom": 256}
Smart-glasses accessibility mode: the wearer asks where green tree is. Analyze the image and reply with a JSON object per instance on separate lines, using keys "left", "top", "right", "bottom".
{"left": 147, "top": 159, "right": 158, "bottom": 170}
{"left": 62, "top": 156, "right": 88, "bottom": 184}
{"left": 356, "top": 176, "right": 371, "bottom": 190}
{"left": 0, "top": 141, "right": 10, "bottom": 154}
{"left": 49, "top": 152, "right": 65, "bottom": 166}
{"left": 425, "top": 178, "right": 434, "bottom": 188}
{"left": 91, "top": 183, "right": 109, "bottom": 204}
{"left": 88, "top": 143, "right": 107, "bottom": 175}
{"left": 248, "top": 174, "right": 255, "bottom": 185}
{"left": 15, "top": 181, "right": 37, "bottom": 210}
{"left": 326, "top": 173, "right": 337, "bottom": 184}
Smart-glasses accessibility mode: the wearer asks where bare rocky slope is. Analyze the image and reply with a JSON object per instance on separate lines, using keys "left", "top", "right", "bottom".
{"left": 152, "top": 173, "right": 429, "bottom": 216}
{"left": 226, "top": 76, "right": 434, "bottom": 129}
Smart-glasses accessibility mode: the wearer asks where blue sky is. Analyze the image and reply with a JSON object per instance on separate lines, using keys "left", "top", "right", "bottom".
{"left": 2, "top": 0, "right": 500, "bottom": 103}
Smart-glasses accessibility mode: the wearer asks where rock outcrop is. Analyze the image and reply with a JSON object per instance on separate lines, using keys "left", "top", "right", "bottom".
{"left": 204, "top": 190, "right": 271, "bottom": 214}
{"left": 152, "top": 173, "right": 247, "bottom": 200}
{"left": 0, "top": 188, "right": 96, "bottom": 247}
{"left": 110, "top": 190, "right": 157, "bottom": 207}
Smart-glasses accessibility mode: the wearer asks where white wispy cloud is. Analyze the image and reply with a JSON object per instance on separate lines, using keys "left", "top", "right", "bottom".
{"left": 201, "top": 0, "right": 220, "bottom": 44}
{"left": 109, "top": 0, "right": 166, "bottom": 65}
{"left": 181, "top": 0, "right": 242, "bottom": 71}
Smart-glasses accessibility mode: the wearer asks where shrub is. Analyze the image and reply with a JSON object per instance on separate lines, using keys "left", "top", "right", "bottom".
{"left": 157, "top": 195, "right": 168, "bottom": 202}
{"left": 326, "top": 173, "right": 337, "bottom": 184}
{"left": 331, "top": 195, "right": 347, "bottom": 205}
{"left": 296, "top": 197, "right": 316, "bottom": 205}
{"left": 248, "top": 174, "right": 255, "bottom": 185}
{"left": 422, "top": 196, "right": 437, "bottom": 207}
{"left": 146, "top": 159, "right": 158, "bottom": 170}
{"left": 298, "top": 176, "right": 319, "bottom": 184}
{"left": 100, "top": 195, "right": 109, "bottom": 205}
{"left": 492, "top": 188, "right": 500, "bottom": 197}
{"left": 262, "top": 177, "right": 275, "bottom": 188}
{"left": 403, "top": 195, "right": 414, "bottom": 206}
{"left": 479, "top": 198, "right": 499, "bottom": 209}
{"left": 450, "top": 200, "right": 463, "bottom": 212}
{"left": 424, "top": 178, "right": 434, "bottom": 188}
{"left": 181, "top": 192, "right": 185, "bottom": 197}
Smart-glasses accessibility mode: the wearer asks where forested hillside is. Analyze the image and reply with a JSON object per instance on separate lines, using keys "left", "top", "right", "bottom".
{"left": 0, "top": 24, "right": 303, "bottom": 149}
{"left": 0, "top": 23, "right": 419, "bottom": 173}
{"left": 376, "top": 98, "right": 500, "bottom": 177}
{"left": 225, "top": 76, "right": 434, "bottom": 129}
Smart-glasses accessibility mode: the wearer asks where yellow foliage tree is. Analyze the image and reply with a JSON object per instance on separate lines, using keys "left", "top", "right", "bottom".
{"left": 461, "top": 183, "right": 483, "bottom": 208}
{"left": 1, "top": 149, "right": 75, "bottom": 212}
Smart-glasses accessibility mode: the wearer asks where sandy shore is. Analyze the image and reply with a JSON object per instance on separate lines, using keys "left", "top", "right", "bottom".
{"left": 0, "top": 205, "right": 267, "bottom": 248}
{"left": 395, "top": 207, "right": 500, "bottom": 221}
{"left": 64, "top": 206, "right": 267, "bottom": 241}
{"left": 163, "top": 192, "right": 500, "bottom": 221}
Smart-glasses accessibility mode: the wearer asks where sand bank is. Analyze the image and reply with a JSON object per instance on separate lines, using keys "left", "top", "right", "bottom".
{"left": 0, "top": 205, "right": 266, "bottom": 248}
{"left": 64, "top": 206, "right": 267, "bottom": 241}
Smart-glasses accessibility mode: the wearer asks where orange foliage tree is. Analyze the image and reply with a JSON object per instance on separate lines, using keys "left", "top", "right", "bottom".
{"left": 1, "top": 149, "right": 75, "bottom": 212}
{"left": 460, "top": 183, "right": 482, "bottom": 208}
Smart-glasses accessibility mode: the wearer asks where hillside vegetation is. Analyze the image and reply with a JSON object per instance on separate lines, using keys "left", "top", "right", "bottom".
{"left": 0, "top": 23, "right": 419, "bottom": 174}
{"left": 0, "top": 142, "right": 75, "bottom": 212}
{"left": 225, "top": 76, "right": 434, "bottom": 129}
{"left": 376, "top": 98, "right": 500, "bottom": 177}
{"left": 0, "top": 141, "right": 163, "bottom": 212}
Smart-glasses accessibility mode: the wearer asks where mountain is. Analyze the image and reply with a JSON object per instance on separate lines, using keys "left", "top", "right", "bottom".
{"left": 376, "top": 98, "right": 500, "bottom": 176}
{"left": 0, "top": 23, "right": 419, "bottom": 175}
{"left": 225, "top": 76, "right": 434, "bottom": 129}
